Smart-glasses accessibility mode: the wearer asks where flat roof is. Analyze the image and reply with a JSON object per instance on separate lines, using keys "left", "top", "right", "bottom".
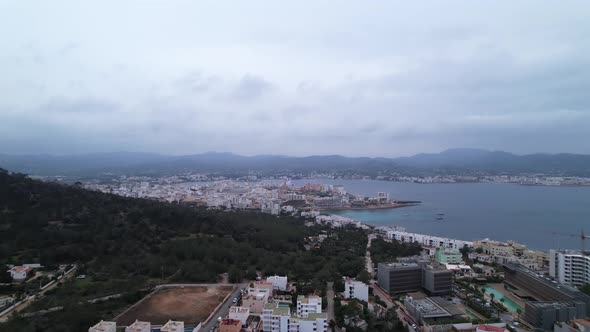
{"left": 505, "top": 263, "right": 588, "bottom": 299}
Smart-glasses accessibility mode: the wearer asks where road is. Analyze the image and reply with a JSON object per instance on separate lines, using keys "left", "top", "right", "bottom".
{"left": 200, "top": 283, "right": 247, "bottom": 332}
{"left": 326, "top": 282, "right": 335, "bottom": 322}
{"left": 366, "top": 234, "right": 375, "bottom": 278}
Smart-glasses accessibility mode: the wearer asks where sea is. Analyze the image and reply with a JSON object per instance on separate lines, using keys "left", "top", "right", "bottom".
{"left": 288, "top": 179, "right": 590, "bottom": 250}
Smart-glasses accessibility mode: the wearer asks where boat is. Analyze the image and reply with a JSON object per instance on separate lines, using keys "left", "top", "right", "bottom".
{"left": 436, "top": 213, "right": 445, "bottom": 216}
{"left": 403, "top": 213, "right": 409, "bottom": 216}
{"left": 436, "top": 216, "right": 444, "bottom": 220}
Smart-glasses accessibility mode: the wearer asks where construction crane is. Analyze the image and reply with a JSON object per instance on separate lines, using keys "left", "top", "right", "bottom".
{"left": 548, "top": 229, "right": 589, "bottom": 253}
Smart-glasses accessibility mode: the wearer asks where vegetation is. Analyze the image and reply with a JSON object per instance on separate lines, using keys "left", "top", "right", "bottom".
{"left": 369, "top": 238, "right": 422, "bottom": 265}
{"left": 0, "top": 170, "right": 367, "bottom": 331}
{"left": 581, "top": 283, "right": 590, "bottom": 296}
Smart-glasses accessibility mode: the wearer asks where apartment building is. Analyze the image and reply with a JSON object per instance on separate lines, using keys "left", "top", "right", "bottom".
{"left": 88, "top": 320, "right": 116, "bottom": 332}
{"left": 267, "top": 275, "right": 288, "bottom": 291}
{"left": 344, "top": 278, "right": 369, "bottom": 302}
{"left": 434, "top": 248, "right": 463, "bottom": 264}
{"left": 229, "top": 306, "right": 250, "bottom": 326}
{"left": 263, "top": 302, "right": 291, "bottom": 332}
{"left": 297, "top": 295, "right": 322, "bottom": 317}
{"left": 220, "top": 319, "right": 242, "bottom": 332}
{"left": 262, "top": 301, "right": 327, "bottom": 332}
{"left": 549, "top": 249, "right": 590, "bottom": 287}
{"left": 242, "top": 293, "right": 268, "bottom": 314}
{"left": 387, "top": 231, "right": 473, "bottom": 249}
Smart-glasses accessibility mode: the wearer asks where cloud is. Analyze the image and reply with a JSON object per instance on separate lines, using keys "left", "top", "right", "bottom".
{"left": 225, "top": 74, "right": 276, "bottom": 102}
{"left": 0, "top": 1, "right": 589, "bottom": 156}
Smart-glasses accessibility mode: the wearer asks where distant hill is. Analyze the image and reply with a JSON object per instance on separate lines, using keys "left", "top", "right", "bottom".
{"left": 1, "top": 148, "right": 590, "bottom": 177}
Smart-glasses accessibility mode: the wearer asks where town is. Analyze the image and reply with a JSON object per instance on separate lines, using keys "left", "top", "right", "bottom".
{"left": 82, "top": 179, "right": 419, "bottom": 216}
{"left": 2, "top": 222, "right": 589, "bottom": 332}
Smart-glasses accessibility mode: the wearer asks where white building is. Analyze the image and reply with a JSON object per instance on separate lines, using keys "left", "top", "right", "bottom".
{"left": 286, "top": 193, "right": 305, "bottom": 201}
{"left": 262, "top": 302, "right": 291, "bottom": 332}
{"left": 267, "top": 275, "right": 288, "bottom": 291}
{"left": 344, "top": 278, "right": 369, "bottom": 302}
{"left": 125, "top": 320, "right": 150, "bottom": 332}
{"left": 550, "top": 249, "right": 590, "bottom": 287}
{"left": 229, "top": 306, "right": 250, "bottom": 327}
{"left": 89, "top": 320, "right": 116, "bottom": 332}
{"left": 262, "top": 300, "right": 327, "bottom": 332}
{"left": 8, "top": 266, "right": 32, "bottom": 282}
{"left": 297, "top": 295, "right": 322, "bottom": 317}
{"left": 161, "top": 320, "right": 184, "bottom": 332}
{"left": 387, "top": 231, "right": 473, "bottom": 249}
{"left": 261, "top": 200, "right": 281, "bottom": 215}
{"left": 289, "top": 314, "right": 328, "bottom": 332}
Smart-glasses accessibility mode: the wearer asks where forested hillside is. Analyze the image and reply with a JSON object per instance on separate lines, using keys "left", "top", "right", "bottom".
{"left": 0, "top": 169, "right": 367, "bottom": 331}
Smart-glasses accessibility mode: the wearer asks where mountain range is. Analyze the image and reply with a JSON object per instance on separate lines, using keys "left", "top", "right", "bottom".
{"left": 1, "top": 148, "right": 590, "bottom": 177}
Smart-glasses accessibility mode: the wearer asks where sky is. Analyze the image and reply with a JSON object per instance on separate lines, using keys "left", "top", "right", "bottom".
{"left": 1, "top": 1, "right": 590, "bottom": 157}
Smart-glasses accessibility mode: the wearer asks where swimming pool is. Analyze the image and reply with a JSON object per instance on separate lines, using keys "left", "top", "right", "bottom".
{"left": 482, "top": 286, "right": 523, "bottom": 313}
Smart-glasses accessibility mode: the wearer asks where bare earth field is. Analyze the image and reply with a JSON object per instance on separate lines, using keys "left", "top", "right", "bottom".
{"left": 116, "top": 286, "right": 233, "bottom": 326}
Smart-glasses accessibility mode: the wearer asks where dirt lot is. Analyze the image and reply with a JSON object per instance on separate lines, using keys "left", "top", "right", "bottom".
{"left": 116, "top": 286, "right": 233, "bottom": 326}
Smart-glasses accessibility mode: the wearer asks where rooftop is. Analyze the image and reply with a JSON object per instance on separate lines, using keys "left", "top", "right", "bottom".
{"left": 89, "top": 320, "right": 116, "bottom": 332}
{"left": 161, "top": 320, "right": 184, "bottom": 332}
{"left": 477, "top": 324, "right": 505, "bottom": 332}
{"left": 505, "top": 263, "right": 588, "bottom": 299}
{"left": 264, "top": 302, "right": 291, "bottom": 316}
{"left": 406, "top": 297, "right": 452, "bottom": 318}
{"left": 221, "top": 319, "right": 242, "bottom": 327}
{"left": 229, "top": 306, "right": 250, "bottom": 314}
{"left": 126, "top": 320, "right": 150, "bottom": 332}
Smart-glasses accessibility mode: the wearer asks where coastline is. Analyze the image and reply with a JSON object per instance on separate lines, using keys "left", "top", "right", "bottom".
{"left": 318, "top": 202, "right": 420, "bottom": 211}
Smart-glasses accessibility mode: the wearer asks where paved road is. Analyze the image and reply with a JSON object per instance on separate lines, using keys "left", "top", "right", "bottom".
{"left": 326, "top": 282, "right": 335, "bottom": 322}
{"left": 366, "top": 234, "right": 375, "bottom": 277}
{"left": 371, "top": 283, "right": 394, "bottom": 308}
{"left": 200, "top": 283, "right": 247, "bottom": 332}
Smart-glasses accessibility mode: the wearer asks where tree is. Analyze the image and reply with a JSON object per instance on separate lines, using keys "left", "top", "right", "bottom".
{"left": 358, "top": 270, "right": 371, "bottom": 284}
{"left": 581, "top": 283, "right": 590, "bottom": 296}
{"left": 0, "top": 265, "right": 11, "bottom": 283}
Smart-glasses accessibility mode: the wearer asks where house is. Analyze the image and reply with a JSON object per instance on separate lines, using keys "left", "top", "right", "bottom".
{"left": 219, "top": 318, "right": 242, "bottom": 332}
{"left": 266, "top": 275, "right": 288, "bottom": 291}
{"left": 161, "top": 320, "right": 184, "bottom": 332}
{"left": 344, "top": 278, "right": 369, "bottom": 302}
{"left": 125, "top": 320, "right": 150, "bottom": 332}
{"left": 229, "top": 306, "right": 250, "bottom": 326}
{"left": 88, "top": 320, "right": 116, "bottom": 332}
{"left": 9, "top": 266, "right": 32, "bottom": 282}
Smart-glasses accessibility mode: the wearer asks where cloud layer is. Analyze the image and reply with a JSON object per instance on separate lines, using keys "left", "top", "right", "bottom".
{"left": 1, "top": 1, "right": 589, "bottom": 156}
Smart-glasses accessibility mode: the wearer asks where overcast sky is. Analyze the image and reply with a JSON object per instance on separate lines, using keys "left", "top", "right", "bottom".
{"left": 1, "top": 1, "right": 589, "bottom": 157}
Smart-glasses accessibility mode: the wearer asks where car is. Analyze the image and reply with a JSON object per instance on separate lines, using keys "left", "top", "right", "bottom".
{"left": 217, "top": 317, "right": 222, "bottom": 322}
{"left": 233, "top": 298, "right": 237, "bottom": 303}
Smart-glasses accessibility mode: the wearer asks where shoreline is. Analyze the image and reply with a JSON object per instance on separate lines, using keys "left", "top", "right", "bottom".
{"left": 318, "top": 202, "right": 420, "bottom": 211}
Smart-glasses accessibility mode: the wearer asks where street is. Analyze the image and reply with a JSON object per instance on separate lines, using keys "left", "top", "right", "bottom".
{"left": 326, "top": 282, "right": 335, "bottom": 322}
{"left": 200, "top": 283, "right": 247, "bottom": 332}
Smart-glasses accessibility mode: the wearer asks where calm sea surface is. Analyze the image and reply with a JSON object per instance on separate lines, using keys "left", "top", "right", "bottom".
{"left": 289, "top": 179, "right": 590, "bottom": 250}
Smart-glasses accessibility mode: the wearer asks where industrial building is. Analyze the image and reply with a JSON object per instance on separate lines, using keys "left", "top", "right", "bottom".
{"left": 377, "top": 262, "right": 453, "bottom": 296}
{"left": 404, "top": 296, "right": 465, "bottom": 324}
{"left": 504, "top": 263, "right": 590, "bottom": 329}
